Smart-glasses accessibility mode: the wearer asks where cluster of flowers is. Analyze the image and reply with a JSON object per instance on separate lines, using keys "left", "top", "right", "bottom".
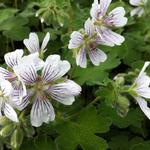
{"left": 0, "top": 0, "right": 149, "bottom": 128}
{"left": 68, "top": 0, "right": 147, "bottom": 68}
{"left": 0, "top": 33, "right": 81, "bottom": 127}
{"left": 68, "top": 0, "right": 128, "bottom": 68}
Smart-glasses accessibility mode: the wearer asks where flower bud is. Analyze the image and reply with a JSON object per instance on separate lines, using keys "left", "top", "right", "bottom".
{"left": 116, "top": 95, "right": 130, "bottom": 117}
{"left": 0, "top": 117, "right": 10, "bottom": 126}
{"left": 114, "top": 76, "right": 125, "bottom": 85}
{"left": 0, "top": 124, "right": 14, "bottom": 137}
{"left": 11, "top": 129, "right": 23, "bottom": 149}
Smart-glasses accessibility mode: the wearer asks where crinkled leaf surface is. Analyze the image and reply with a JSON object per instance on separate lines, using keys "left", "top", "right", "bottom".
{"left": 55, "top": 107, "right": 112, "bottom": 150}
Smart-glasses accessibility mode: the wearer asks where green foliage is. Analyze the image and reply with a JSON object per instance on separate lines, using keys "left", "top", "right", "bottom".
{"left": 0, "top": 0, "right": 150, "bottom": 149}
{"left": 55, "top": 107, "right": 111, "bottom": 150}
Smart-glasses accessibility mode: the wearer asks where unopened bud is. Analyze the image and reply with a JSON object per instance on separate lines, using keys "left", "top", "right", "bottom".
{"left": 0, "top": 117, "right": 10, "bottom": 126}
{"left": 11, "top": 129, "right": 23, "bottom": 149}
{"left": 116, "top": 95, "right": 130, "bottom": 117}
{"left": 114, "top": 76, "right": 125, "bottom": 85}
{"left": 0, "top": 124, "right": 14, "bottom": 137}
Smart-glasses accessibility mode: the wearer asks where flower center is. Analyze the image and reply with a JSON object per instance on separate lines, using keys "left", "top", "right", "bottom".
{"left": 35, "top": 77, "right": 44, "bottom": 91}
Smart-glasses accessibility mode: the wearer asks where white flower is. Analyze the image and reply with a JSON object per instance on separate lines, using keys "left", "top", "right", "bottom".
{"left": 68, "top": 18, "right": 108, "bottom": 68}
{"left": 13, "top": 54, "right": 81, "bottom": 127}
{"left": 0, "top": 75, "right": 18, "bottom": 122}
{"left": 0, "top": 49, "right": 26, "bottom": 101}
{"left": 130, "top": 0, "right": 147, "bottom": 17}
{"left": 90, "top": 0, "right": 127, "bottom": 46}
{"left": 23, "top": 32, "right": 50, "bottom": 53}
{"left": 133, "top": 62, "right": 150, "bottom": 119}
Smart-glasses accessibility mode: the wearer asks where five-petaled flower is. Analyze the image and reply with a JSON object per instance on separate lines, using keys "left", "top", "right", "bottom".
{"left": 68, "top": 18, "right": 108, "bottom": 68}
{"left": 13, "top": 54, "right": 81, "bottom": 127}
{"left": 133, "top": 62, "right": 150, "bottom": 119}
{"left": 90, "top": 0, "right": 127, "bottom": 46}
{"left": 130, "top": 0, "right": 147, "bottom": 17}
{"left": 0, "top": 75, "right": 18, "bottom": 122}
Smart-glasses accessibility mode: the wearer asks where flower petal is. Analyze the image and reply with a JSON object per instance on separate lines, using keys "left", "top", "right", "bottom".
{"left": 76, "top": 48, "right": 87, "bottom": 68}
{"left": 0, "top": 67, "right": 14, "bottom": 79}
{"left": 136, "top": 97, "right": 150, "bottom": 119}
{"left": 22, "top": 52, "right": 45, "bottom": 70}
{"left": 136, "top": 87, "right": 150, "bottom": 99}
{"left": 11, "top": 79, "right": 27, "bottom": 97}
{"left": 47, "top": 80, "right": 81, "bottom": 105}
{"left": 138, "top": 61, "right": 150, "bottom": 78}
{"left": 41, "top": 32, "right": 50, "bottom": 51}
{"left": 3, "top": 103, "right": 19, "bottom": 122}
{"left": 130, "top": 0, "right": 144, "bottom": 6}
{"left": 0, "top": 78, "right": 13, "bottom": 97}
{"left": 12, "top": 90, "right": 32, "bottom": 110}
{"left": 4, "top": 49, "right": 23, "bottom": 68}
{"left": 96, "top": 27, "right": 125, "bottom": 46}
{"left": 90, "top": 0, "right": 101, "bottom": 20}
{"left": 30, "top": 97, "right": 55, "bottom": 127}
{"left": 23, "top": 33, "right": 39, "bottom": 53}
{"left": 99, "top": 0, "right": 112, "bottom": 16}
{"left": 104, "top": 7, "right": 127, "bottom": 27}
{"left": 136, "top": 72, "right": 150, "bottom": 89}
{"left": 42, "top": 55, "right": 70, "bottom": 82}
{"left": 13, "top": 59, "right": 37, "bottom": 85}
{"left": 84, "top": 18, "right": 95, "bottom": 36}
{"left": 68, "top": 31, "right": 84, "bottom": 49}
{"left": 130, "top": 7, "right": 144, "bottom": 17}
{"left": 89, "top": 48, "right": 107, "bottom": 66}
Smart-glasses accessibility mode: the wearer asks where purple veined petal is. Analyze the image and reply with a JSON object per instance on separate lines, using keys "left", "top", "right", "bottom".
{"left": 4, "top": 49, "right": 23, "bottom": 68}
{"left": 30, "top": 97, "right": 55, "bottom": 127}
{"left": 99, "top": 0, "right": 112, "bottom": 17}
{"left": 0, "top": 78, "right": 13, "bottom": 97}
{"left": 23, "top": 33, "right": 40, "bottom": 53}
{"left": 13, "top": 60, "right": 37, "bottom": 85}
{"left": 0, "top": 67, "right": 14, "bottom": 79}
{"left": 90, "top": 0, "right": 101, "bottom": 20}
{"left": 12, "top": 90, "right": 33, "bottom": 110}
{"left": 89, "top": 48, "right": 107, "bottom": 66}
{"left": 46, "top": 80, "right": 81, "bottom": 105}
{"left": 136, "top": 97, "right": 150, "bottom": 119}
{"left": 84, "top": 18, "right": 95, "bottom": 37}
{"left": 41, "top": 32, "right": 50, "bottom": 51}
{"left": 76, "top": 48, "right": 87, "bottom": 68}
{"left": 95, "top": 36, "right": 114, "bottom": 47}
{"left": 68, "top": 31, "right": 84, "bottom": 49}
{"left": 11, "top": 80, "right": 27, "bottom": 101}
{"left": 42, "top": 55, "right": 70, "bottom": 82}
{"left": 130, "top": 0, "right": 143, "bottom": 6}
{"left": 96, "top": 27, "right": 125, "bottom": 46}
{"left": 104, "top": 7, "right": 128, "bottom": 27}
{"left": 3, "top": 102, "right": 19, "bottom": 122}
{"left": 130, "top": 7, "right": 144, "bottom": 17}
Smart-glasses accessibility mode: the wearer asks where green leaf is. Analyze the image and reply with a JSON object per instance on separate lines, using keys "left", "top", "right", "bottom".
{"left": 3, "top": 26, "right": 30, "bottom": 41}
{"left": 34, "top": 136, "right": 56, "bottom": 150}
{"left": 71, "top": 54, "right": 120, "bottom": 85}
{"left": 99, "top": 102, "right": 144, "bottom": 128}
{"left": 55, "top": 107, "right": 112, "bottom": 150}
{"left": 109, "top": 136, "right": 144, "bottom": 150}
{"left": 0, "top": 8, "right": 18, "bottom": 24}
